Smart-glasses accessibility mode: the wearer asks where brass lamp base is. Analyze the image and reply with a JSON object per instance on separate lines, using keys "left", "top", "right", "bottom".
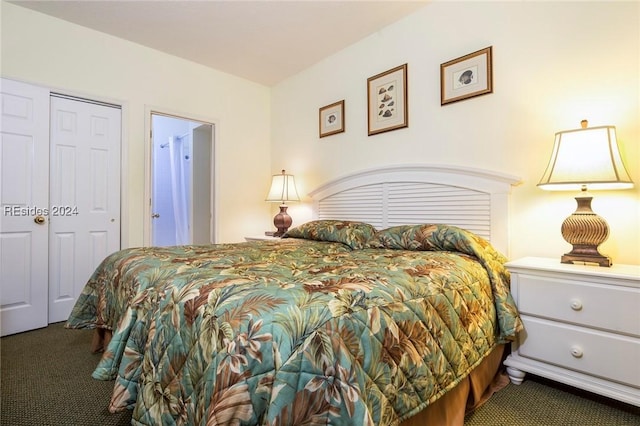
{"left": 560, "top": 196, "right": 611, "bottom": 267}
{"left": 272, "top": 204, "right": 293, "bottom": 237}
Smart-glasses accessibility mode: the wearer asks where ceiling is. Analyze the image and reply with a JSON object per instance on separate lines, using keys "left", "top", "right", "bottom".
{"left": 10, "top": 1, "right": 429, "bottom": 86}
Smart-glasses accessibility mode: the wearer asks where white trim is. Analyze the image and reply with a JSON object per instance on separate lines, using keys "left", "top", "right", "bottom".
{"left": 309, "top": 164, "right": 521, "bottom": 256}
{"left": 119, "top": 101, "right": 130, "bottom": 248}
{"left": 309, "top": 164, "right": 521, "bottom": 198}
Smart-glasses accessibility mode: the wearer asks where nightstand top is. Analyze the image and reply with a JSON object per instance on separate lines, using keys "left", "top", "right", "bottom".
{"left": 244, "top": 235, "right": 282, "bottom": 241}
{"left": 506, "top": 257, "right": 640, "bottom": 281}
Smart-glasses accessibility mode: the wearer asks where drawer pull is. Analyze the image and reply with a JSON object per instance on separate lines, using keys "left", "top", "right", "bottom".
{"left": 570, "top": 299, "right": 583, "bottom": 311}
{"left": 570, "top": 346, "right": 584, "bottom": 358}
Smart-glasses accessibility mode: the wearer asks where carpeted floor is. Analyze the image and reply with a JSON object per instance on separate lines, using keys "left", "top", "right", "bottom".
{"left": 1, "top": 322, "right": 131, "bottom": 426}
{"left": 1, "top": 322, "right": 639, "bottom": 426}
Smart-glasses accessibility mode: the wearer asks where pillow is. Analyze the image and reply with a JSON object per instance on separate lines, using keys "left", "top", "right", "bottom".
{"left": 365, "top": 224, "right": 440, "bottom": 250}
{"left": 284, "top": 220, "right": 377, "bottom": 249}
{"left": 366, "top": 224, "right": 505, "bottom": 262}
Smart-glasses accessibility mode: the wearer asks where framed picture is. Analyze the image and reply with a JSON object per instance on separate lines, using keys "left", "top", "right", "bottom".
{"left": 367, "top": 63, "right": 408, "bottom": 136}
{"left": 319, "top": 100, "right": 345, "bottom": 138}
{"left": 440, "top": 46, "right": 493, "bottom": 105}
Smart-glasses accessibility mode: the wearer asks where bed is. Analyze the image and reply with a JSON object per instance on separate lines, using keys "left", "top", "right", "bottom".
{"left": 66, "top": 164, "right": 523, "bottom": 426}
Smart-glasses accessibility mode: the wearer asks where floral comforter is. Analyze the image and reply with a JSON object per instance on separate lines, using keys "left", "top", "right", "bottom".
{"left": 66, "top": 222, "right": 522, "bottom": 426}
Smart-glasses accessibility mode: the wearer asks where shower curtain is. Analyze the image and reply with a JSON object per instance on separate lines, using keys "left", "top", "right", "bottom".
{"left": 168, "top": 135, "right": 190, "bottom": 245}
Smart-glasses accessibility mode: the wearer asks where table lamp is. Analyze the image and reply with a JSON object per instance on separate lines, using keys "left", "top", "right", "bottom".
{"left": 537, "top": 120, "right": 634, "bottom": 266}
{"left": 265, "top": 169, "right": 300, "bottom": 236}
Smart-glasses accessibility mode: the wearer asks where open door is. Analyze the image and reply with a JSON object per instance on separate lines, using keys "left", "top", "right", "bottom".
{"left": 191, "top": 124, "right": 213, "bottom": 244}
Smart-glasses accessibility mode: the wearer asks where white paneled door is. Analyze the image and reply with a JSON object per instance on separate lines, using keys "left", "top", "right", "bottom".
{"left": 0, "top": 79, "right": 50, "bottom": 335}
{"left": 48, "top": 95, "right": 121, "bottom": 323}
{"left": 0, "top": 79, "right": 121, "bottom": 335}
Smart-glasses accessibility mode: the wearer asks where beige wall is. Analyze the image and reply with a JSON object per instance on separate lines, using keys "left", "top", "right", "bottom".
{"left": 3, "top": 1, "right": 638, "bottom": 264}
{"left": 272, "top": 1, "right": 640, "bottom": 265}
{"left": 1, "top": 1, "right": 273, "bottom": 246}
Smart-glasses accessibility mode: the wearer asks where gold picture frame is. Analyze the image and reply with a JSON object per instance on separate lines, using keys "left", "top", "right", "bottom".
{"left": 367, "top": 63, "right": 408, "bottom": 136}
{"left": 319, "top": 100, "right": 345, "bottom": 138}
{"left": 441, "top": 46, "right": 493, "bottom": 105}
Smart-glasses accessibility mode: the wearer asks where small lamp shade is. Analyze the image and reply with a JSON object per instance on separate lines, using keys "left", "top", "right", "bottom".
{"left": 265, "top": 170, "right": 300, "bottom": 203}
{"left": 266, "top": 170, "right": 299, "bottom": 236}
{"left": 538, "top": 120, "right": 634, "bottom": 266}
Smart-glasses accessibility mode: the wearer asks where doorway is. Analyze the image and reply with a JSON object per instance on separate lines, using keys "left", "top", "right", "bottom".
{"left": 150, "top": 113, "right": 214, "bottom": 246}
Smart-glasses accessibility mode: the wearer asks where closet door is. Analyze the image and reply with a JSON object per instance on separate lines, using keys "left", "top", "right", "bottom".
{"left": 48, "top": 95, "right": 121, "bottom": 323}
{"left": 0, "top": 79, "right": 50, "bottom": 336}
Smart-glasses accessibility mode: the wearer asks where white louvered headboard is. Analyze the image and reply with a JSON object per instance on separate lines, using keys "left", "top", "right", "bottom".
{"left": 308, "top": 164, "right": 521, "bottom": 256}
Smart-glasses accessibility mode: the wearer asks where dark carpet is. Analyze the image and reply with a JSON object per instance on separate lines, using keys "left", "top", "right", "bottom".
{"left": 1, "top": 322, "right": 639, "bottom": 425}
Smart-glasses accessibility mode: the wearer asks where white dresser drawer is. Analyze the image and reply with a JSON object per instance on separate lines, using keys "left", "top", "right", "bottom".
{"left": 516, "top": 274, "right": 640, "bottom": 337}
{"left": 505, "top": 258, "right": 640, "bottom": 405}
{"left": 518, "top": 317, "right": 640, "bottom": 388}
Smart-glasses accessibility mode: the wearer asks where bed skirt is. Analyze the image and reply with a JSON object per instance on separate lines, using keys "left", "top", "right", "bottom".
{"left": 90, "top": 327, "right": 112, "bottom": 353}
{"left": 92, "top": 328, "right": 505, "bottom": 426}
{"left": 399, "top": 344, "right": 507, "bottom": 426}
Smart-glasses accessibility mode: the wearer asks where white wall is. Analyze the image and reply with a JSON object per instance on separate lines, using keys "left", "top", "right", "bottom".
{"left": 1, "top": 1, "right": 273, "bottom": 246}
{"left": 271, "top": 1, "right": 640, "bottom": 265}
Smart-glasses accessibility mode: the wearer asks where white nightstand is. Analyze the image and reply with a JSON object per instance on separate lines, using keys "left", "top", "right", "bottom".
{"left": 504, "top": 257, "right": 640, "bottom": 407}
{"left": 244, "top": 235, "right": 282, "bottom": 242}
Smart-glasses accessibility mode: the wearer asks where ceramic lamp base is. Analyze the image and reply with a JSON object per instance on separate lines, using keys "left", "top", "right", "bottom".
{"left": 272, "top": 204, "right": 292, "bottom": 237}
